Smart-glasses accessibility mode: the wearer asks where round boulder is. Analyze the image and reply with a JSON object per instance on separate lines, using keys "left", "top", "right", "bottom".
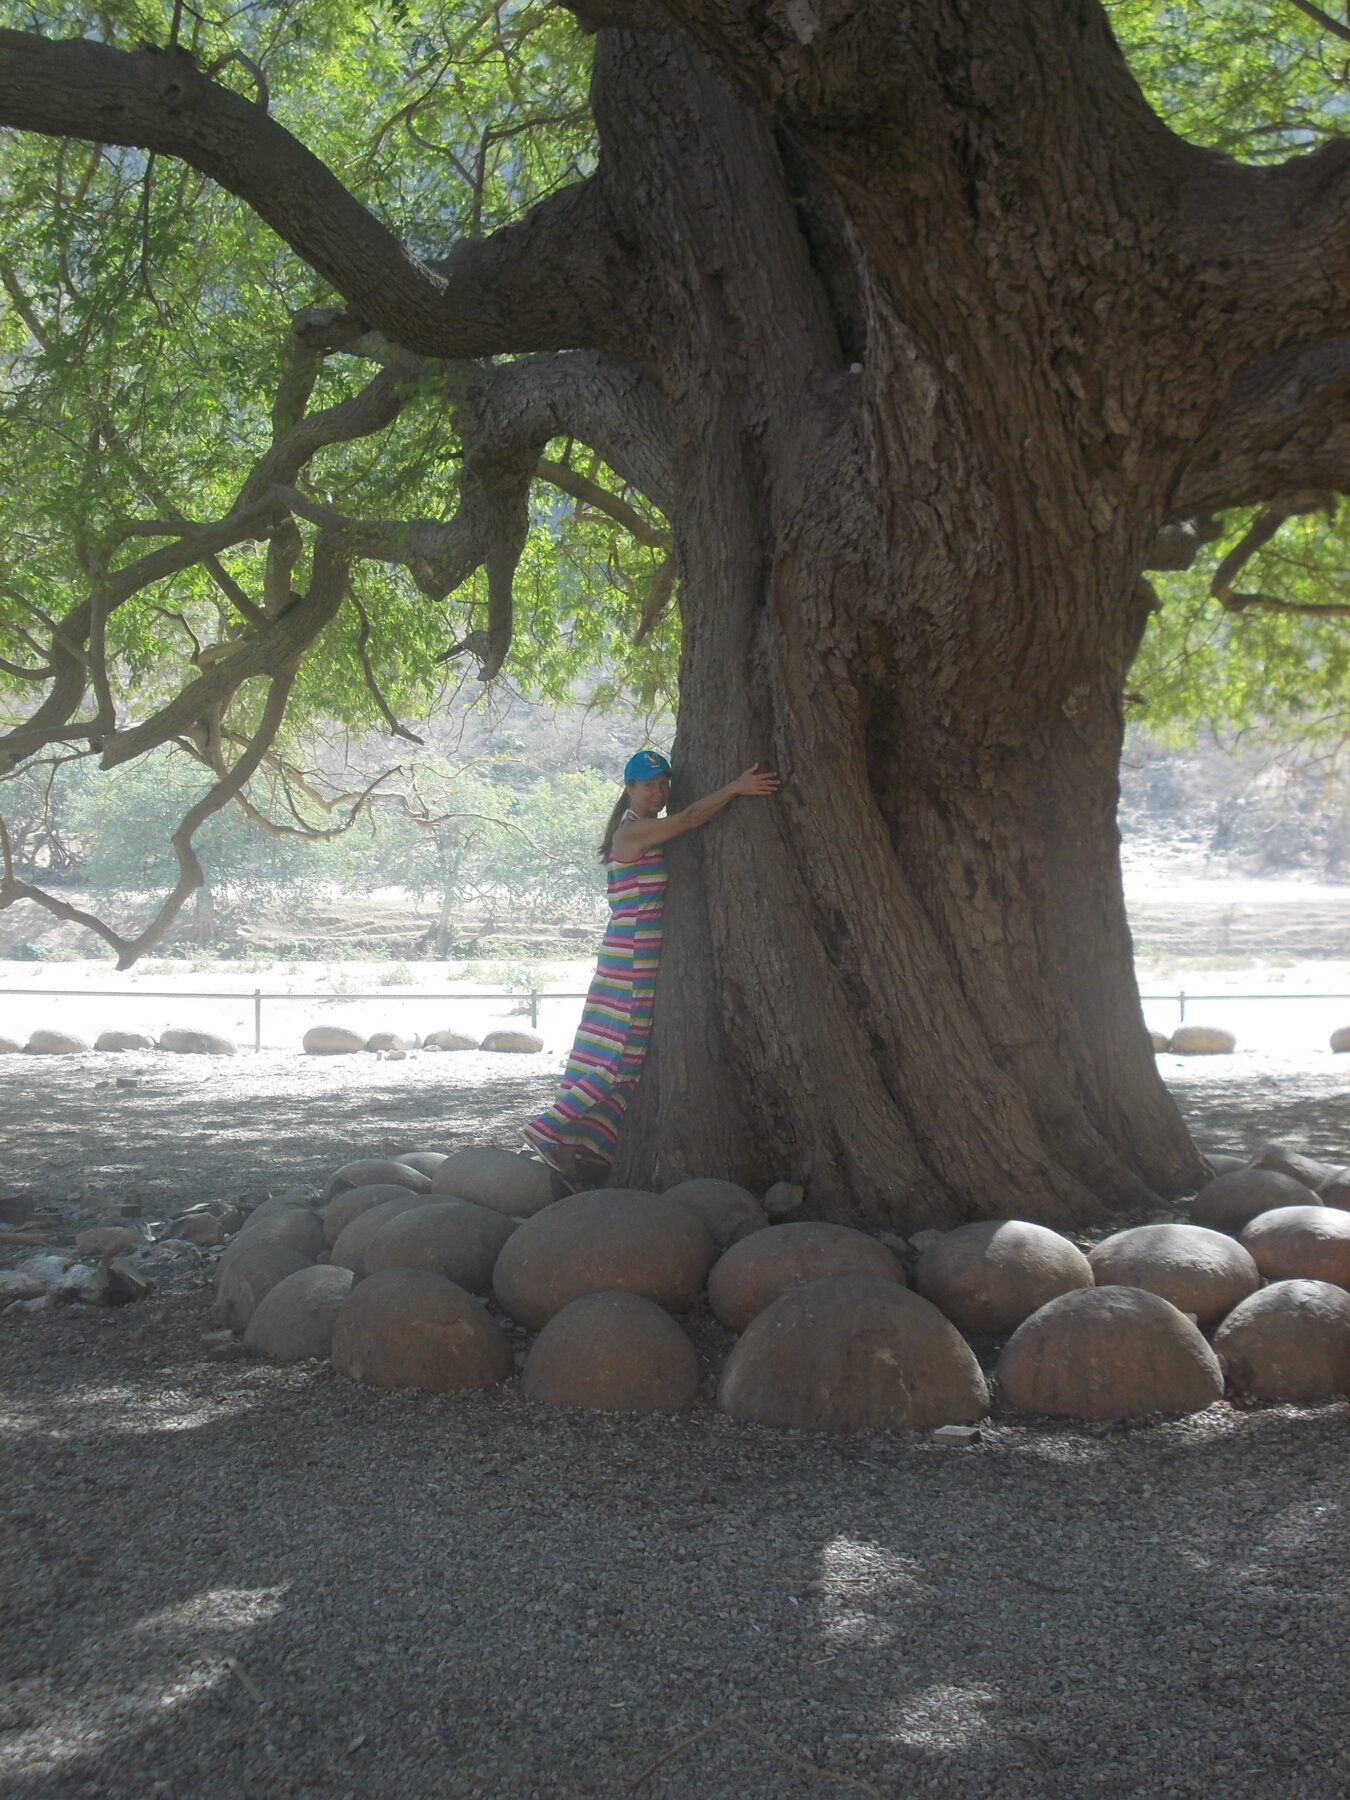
{"left": 321, "top": 1182, "right": 424, "bottom": 1248}
{"left": 241, "top": 1194, "right": 319, "bottom": 1226}
{"left": 322, "top": 1158, "right": 432, "bottom": 1204}
{"left": 1169, "top": 1026, "right": 1236, "bottom": 1055}
{"left": 493, "top": 1190, "right": 717, "bottom": 1330}
{"left": 364, "top": 1200, "right": 516, "bottom": 1292}
{"left": 997, "top": 1287, "right": 1224, "bottom": 1420}
{"left": 1213, "top": 1279, "right": 1350, "bottom": 1402}
{"left": 229, "top": 1206, "right": 325, "bottom": 1261}
{"left": 243, "top": 1264, "right": 355, "bottom": 1363}
{"left": 914, "top": 1220, "right": 1092, "bottom": 1336}
{"left": 1203, "top": 1153, "right": 1249, "bottom": 1177}
{"left": 394, "top": 1151, "right": 449, "bottom": 1177}
{"left": 94, "top": 1030, "right": 154, "bottom": 1051}
{"left": 1251, "top": 1146, "right": 1339, "bottom": 1191}
{"left": 522, "top": 1291, "right": 700, "bottom": 1415}
{"left": 1148, "top": 1030, "right": 1171, "bottom": 1053}
{"left": 1240, "top": 1205, "right": 1350, "bottom": 1290}
{"left": 303, "top": 1025, "right": 365, "bottom": 1055}
{"left": 664, "top": 1178, "right": 769, "bottom": 1248}
{"left": 1330, "top": 1026, "right": 1350, "bottom": 1052}
{"left": 1316, "top": 1172, "right": 1350, "bottom": 1213}
{"left": 330, "top": 1194, "right": 439, "bottom": 1278}
{"left": 430, "top": 1147, "right": 555, "bottom": 1217}
{"left": 1087, "top": 1223, "right": 1260, "bottom": 1327}
{"left": 25, "top": 1030, "right": 88, "bottom": 1055}
{"left": 480, "top": 1028, "right": 543, "bottom": 1053}
{"left": 365, "top": 1031, "right": 408, "bottom": 1053}
{"left": 423, "top": 1029, "right": 478, "bottom": 1051}
{"left": 158, "top": 1027, "right": 235, "bottom": 1055}
{"left": 718, "top": 1275, "right": 989, "bottom": 1435}
{"left": 1190, "top": 1167, "right": 1319, "bottom": 1236}
{"left": 708, "top": 1222, "right": 905, "bottom": 1334}
{"left": 0, "top": 1035, "right": 20, "bottom": 1054}
{"left": 171, "top": 1212, "right": 226, "bottom": 1246}
{"left": 213, "top": 1241, "right": 313, "bottom": 1333}
{"left": 331, "top": 1269, "right": 512, "bottom": 1392}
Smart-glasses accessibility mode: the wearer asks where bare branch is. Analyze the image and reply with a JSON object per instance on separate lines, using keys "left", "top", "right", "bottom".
{"left": 350, "top": 593, "right": 425, "bottom": 744}
{"left": 536, "top": 457, "right": 670, "bottom": 547}
{"left": 0, "top": 667, "right": 296, "bottom": 966}
{"left": 0, "top": 32, "right": 636, "bottom": 357}
{"left": 1282, "top": 0, "right": 1350, "bottom": 45}
{"left": 1210, "top": 496, "right": 1350, "bottom": 616}
{"left": 633, "top": 551, "right": 678, "bottom": 643}
{"left": 203, "top": 48, "right": 270, "bottom": 111}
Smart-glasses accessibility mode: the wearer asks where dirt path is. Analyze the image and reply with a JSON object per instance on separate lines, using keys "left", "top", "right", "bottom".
{"left": 2, "top": 1057, "right": 1348, "bottom": 1798}
{"left": 3, "top": 1300, "right": 1347, "bottom": 1800}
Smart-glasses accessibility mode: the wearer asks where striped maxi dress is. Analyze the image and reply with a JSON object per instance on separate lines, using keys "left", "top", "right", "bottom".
{"left": 524, "top": 814, "right": 667, "bottom": 1166}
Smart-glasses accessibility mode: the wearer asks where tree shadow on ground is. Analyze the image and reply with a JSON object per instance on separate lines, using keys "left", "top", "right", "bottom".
{"left": 2, "top": 1304, "right": 1347, "bottom": 1800}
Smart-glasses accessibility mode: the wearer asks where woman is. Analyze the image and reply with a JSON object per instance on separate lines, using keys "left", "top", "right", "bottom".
{"left": 523, "top": 748, "right": 779, "bottom": 1185}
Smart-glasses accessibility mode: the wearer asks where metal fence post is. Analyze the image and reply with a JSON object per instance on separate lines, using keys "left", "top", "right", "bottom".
{"left": 1178, "top": 989, "right": 1186, "bottom": 1024}
{"left": 529, "top": 992, "right": 539, "bottom": 1030}
{"left": 254, "top": 989, "right": 262, "bottom": 1052}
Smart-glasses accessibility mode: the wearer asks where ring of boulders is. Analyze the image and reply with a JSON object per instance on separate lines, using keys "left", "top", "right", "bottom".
{"left": 205, "top": 1139, "right": 1350, "bottom": 1432}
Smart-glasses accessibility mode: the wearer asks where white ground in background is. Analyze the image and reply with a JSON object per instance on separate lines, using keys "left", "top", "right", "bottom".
{"left": 0, "top": 959, "right": 598, "bottom": 1058}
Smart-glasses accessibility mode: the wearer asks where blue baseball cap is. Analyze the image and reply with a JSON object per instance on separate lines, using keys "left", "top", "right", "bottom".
{"left": 623, "top": 749, "right": 672, "bottom": 783}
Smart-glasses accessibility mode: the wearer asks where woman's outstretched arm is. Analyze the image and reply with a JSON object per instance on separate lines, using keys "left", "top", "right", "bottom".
{"left": 611, "top": 766, "right": 779, "bottom": 859}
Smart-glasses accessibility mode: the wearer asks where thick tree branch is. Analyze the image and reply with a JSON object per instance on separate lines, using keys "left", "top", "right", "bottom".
{"left": 1169, "top": 338, "right": 1350, "bottom": 518}
{"left": 0, "top": 32, "right": 636, "bottom": 357}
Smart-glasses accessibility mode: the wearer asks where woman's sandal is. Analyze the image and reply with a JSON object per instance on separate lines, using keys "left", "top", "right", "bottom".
{"left": 521, "top": 1133, "right": 584, "bottom": 1194}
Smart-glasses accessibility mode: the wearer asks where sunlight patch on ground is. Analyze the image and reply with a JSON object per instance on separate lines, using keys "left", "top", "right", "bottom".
{"left": 0, "top": 1585, "right": 287, "bottom": 1778}
{"left": 814, "top": 1536, "right": 923, "bottom": 1650}
{"left": 5, "top": 1383, "right": 272, "bottom": 1438}
{"left": 880, "top": 1681, "right": 998, "bottom": 1753}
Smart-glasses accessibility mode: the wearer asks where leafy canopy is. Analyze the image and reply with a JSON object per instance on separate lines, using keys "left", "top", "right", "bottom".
{"left": 3, "top": 0, "right": 1350, "bottom": 945}
{"left": 1110, "top": 0, "right": 1350, "bottom": 747}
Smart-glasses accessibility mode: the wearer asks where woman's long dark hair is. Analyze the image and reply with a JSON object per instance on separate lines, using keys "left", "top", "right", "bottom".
{"left": 598, "top": 789, "right": 630, "bottom": 862}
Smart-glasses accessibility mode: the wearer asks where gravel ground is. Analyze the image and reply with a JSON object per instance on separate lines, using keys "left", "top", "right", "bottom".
{"left": 2, "top": 1054, "right": 1349, "bottom": 1798}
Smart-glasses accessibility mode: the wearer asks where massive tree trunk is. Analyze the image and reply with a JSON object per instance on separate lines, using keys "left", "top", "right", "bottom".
{"left": 6, "top": 2, "right": 1350, "bottom": 1226}
{"left": 579, "top": 27, "right": 1211, "bottom": 1225}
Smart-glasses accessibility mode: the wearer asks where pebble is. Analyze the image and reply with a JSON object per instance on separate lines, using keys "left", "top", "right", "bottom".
{"left": 93, "top": 1258, "right": 151, "bottom": 1305}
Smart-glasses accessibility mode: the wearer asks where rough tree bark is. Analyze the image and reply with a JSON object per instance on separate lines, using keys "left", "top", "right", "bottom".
{"left": 5, "top": 2, "right": 1350, "bottom": 1226}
